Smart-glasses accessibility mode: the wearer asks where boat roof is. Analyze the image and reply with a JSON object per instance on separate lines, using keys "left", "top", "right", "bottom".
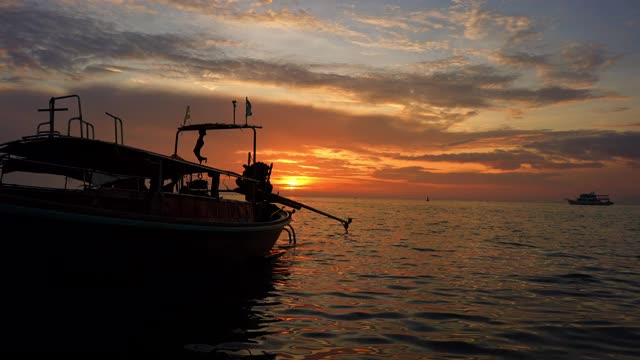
{"left": 0, "top": 135, "right": 247, "bottom": 181}
{"left": 178, "top": 123, "right": 262, "bottom": 131}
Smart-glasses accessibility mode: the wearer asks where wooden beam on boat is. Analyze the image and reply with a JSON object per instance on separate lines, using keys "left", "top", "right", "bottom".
{"left": 267, "top": 193, "right": 352, "bottom": 232}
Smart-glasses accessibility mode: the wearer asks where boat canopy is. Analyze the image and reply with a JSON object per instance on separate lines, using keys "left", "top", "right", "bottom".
{"left": 0, "top": 135, "right": 248, "bottom": 182}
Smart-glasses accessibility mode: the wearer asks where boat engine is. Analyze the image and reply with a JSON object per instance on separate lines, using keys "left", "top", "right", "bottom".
{"left": 235, "top": 162, "right": 273, "bottom": 202}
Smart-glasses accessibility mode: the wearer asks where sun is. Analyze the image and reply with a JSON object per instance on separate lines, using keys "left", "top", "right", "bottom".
{"left": 274, "top": 176, "right": 312, "bottom": 191}
{"left": 286, "top": 178, "right": 298, "bottom": 190}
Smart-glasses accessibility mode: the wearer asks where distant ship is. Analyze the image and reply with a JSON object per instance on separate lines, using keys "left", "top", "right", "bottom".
{"left": 566, "top": 192, "right": 614, "bottom": 206}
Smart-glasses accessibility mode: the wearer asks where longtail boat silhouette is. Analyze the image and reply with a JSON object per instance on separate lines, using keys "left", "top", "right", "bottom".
{"left": 0, "top": 95, "right": 351, "bottom": 262}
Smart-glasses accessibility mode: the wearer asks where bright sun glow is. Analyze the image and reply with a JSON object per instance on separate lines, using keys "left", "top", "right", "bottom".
{"left": 287, "top": 178, "right": 298, "bottom": 190}
{"left": 274, "top": 176, "right": 313, "bottom": 191}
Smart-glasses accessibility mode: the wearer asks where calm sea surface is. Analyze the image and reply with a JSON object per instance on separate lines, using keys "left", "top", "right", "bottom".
{"left": 4, "top": 197, "right": 640, "bottom": 358}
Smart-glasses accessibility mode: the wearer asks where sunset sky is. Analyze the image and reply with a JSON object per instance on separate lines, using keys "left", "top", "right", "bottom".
{"left": 1, "top": 0, "right": 639, "bottom": 202}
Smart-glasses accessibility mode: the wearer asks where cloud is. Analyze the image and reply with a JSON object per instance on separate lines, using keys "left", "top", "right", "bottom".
{"left": 524, "top": 131, "right": 640, "bottom": 162}
{"left": 495, "top": 51, "right": 549, "bottom": 67}
{"left": 0, "top": 0, "right": 20, "bottom": 8}
{"left": 372, "top": 166, "right": 557, "bottom": 186}
{"left": 346, "top": 64, "right": 519, "bottom": 109}
{"left": 496, "top": 44, "right": 622, "bottom": 89}
{"left": 154, "top": 0, "right": 245, "bottom": 12}
{"left": 493, "top": 86, "right": 605, "bottom": 107}
{"left": 350, "top": 5, "right": 448, "bottom": 30}
{"left": 348, "top": 2, "right": 534, "bottom": 53}
{"left": 561, "top": 43, "right": 617, "bottom": 71}
{"left": 393, "top": 149, "right": 604, "bottom": 170}
{"left": 351, "top": 8, "right": 450, "bottom": 32}
{"left": 539, "top": 43, "right": 621, "bottom": 88}
{"left": 156, "top": 0, "right": 364, "bottom": 38}
{"left": 0, "top": 6, "right": 202, "bottom": 75}
{"left": 351, "top": 14, "right": 413, "bottom": 30}
{"left": 351, "top": 34, "right": 449, "bottom": 52}
{"left": 452, "top": 0, "right": 538, "bottom": 45}
{"left": 0, "top": 1, "right": 625, "bottom": 130}
{"left": 411, "top": 109, "right": 479, "bottom": 130}
{"left": 342, "top": 6, "right": 456, "bottom": 53}
{"left": 409, "top": 56, "right": 469, "bottom": 73}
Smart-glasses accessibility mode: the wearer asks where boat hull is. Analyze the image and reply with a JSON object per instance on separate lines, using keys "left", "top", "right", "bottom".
{"left": 567, "top": 200, "right": 613, "bottom": 206}
{"left": 0, "top": 197, "right": 291, "bottom": 267}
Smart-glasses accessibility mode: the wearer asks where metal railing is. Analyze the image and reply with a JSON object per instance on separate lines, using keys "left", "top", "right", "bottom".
{"left": 105, "top": 112, "right": 124, "bottom": 144}
{"left": 67, "top": 116, "right": 95, "bottom": 139}
{"left": 36, "top": 95, "right": 95, "bottom": 139}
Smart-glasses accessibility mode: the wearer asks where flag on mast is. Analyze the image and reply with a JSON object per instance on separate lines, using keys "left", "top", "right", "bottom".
{"left": 183, "top": 105, "right": 191, "bottom": 126}
{"left": 245, "top": 97, "right": 252, "bottom": 117}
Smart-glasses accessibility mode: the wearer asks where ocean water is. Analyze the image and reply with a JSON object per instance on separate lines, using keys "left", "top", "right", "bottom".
{"left": 3, "top": 197, "right": 640, "bottom": 358}
{"left": 211, "top": 198, "right": 640, "bottom": 359}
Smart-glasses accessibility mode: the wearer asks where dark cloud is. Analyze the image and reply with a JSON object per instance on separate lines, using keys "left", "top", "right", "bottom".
{"left": 0, "top": 6, "right": 204, "bottom": 76}
{"left": 496, "top": 51, "right": 549, "bottom": 67}
{"left": 393, "top": 149, "right": 604, "bottom": 170}
{"left": 541, "top": 161, "right": 604, "bottom": 169}
{"left": 372, "top": 166, "right": 557, "bottom": 186}
{"left": 506, "top": 27, "right": 540, "bottom": 46}
{"left": 524, "top": 131, "right": 640, "bottom": 162}
{"left": 494, "top": 86, "right": 603, "bottom": 106}
{"left": 497, "top": 44, "right": 621, "bottom": 88}
{"left": 561, "top": 43, "right": 614, "bottom": 71}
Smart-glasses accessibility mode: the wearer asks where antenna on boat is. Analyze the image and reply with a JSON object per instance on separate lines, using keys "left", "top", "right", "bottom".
{"left": 232, "top": 100, "right": 237, "bottom": 125}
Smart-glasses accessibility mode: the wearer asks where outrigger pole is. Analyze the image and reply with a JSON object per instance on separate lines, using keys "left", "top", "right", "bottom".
{"left": 268, "top": 193, "right": 353, "bottom": 232}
